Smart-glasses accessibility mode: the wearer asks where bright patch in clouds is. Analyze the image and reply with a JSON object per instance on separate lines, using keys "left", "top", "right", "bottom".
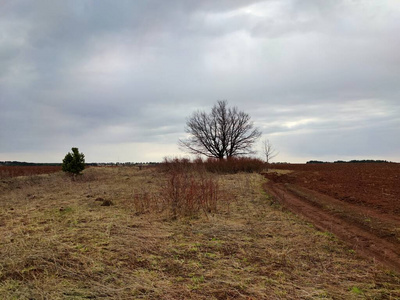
{"left": 283, "top": 118, "right": 319, "bottom": 129}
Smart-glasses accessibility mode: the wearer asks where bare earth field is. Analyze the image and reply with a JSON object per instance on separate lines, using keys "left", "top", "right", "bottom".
{"left": 264, "top": 163, "right": 400, "bottom": 273}
{"left": 269, "top": 163, "right": 400, "bottom": 214}
{"left": 0, "top": 166, "right": 62, "bottom": 178}
{"left": 0, "top": 166, "right": 400, "bottom": 299}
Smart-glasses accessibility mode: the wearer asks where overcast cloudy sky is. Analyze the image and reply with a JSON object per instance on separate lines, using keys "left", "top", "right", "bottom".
{"left": 1, "top": 0, "right": 399, "bottom": 163}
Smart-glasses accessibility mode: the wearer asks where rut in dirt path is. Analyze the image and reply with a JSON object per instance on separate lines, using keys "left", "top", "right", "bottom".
{"left": 264, "top": 181, "right": 400, "bottom": 273}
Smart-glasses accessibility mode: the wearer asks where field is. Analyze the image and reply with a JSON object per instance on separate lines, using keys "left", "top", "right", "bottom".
{"left": 270, "top": 163, "right": 400, "bottom": 215}
{"left": 0, "top": 165, "right": 400, "bottom": 299}
{"left": 265, "top": 163, "right": 400, "bottom": 272}
{"left": 0, "top": 166, "right": 62, "bottom": 178}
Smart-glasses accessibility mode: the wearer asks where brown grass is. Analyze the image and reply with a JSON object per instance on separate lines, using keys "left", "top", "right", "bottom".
{"left": 0, "top": 166, "right": 399, "bottom": 299}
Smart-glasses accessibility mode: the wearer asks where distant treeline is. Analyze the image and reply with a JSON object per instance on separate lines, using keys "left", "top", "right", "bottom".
{"left": 0, "top": 161, "right": 159, "bottom": 166}
{"left": 0, "top": 161, "right": 62, "bottom": 166}
{"left": 306, "top": 160, "right": 391, "bottom": 164}
{"left": 2, "top": 160, "right": 392, "bottom": 166}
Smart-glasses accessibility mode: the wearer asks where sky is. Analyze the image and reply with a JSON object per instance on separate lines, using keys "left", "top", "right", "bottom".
{"left": 1, "top": 0, "right": 399, "bottom": 163}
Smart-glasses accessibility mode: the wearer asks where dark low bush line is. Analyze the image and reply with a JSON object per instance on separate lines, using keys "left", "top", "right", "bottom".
{"left": 161, "top": 156, "right": 265, "bottom": 174}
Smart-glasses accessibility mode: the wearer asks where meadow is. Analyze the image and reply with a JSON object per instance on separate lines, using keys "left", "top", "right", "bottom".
{"left": 0, "top": 162, "right": 399, "bottom": 299}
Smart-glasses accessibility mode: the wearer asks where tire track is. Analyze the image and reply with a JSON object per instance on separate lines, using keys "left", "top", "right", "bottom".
{"left": 264, "top": 181, "right": 400, "bottom": 273}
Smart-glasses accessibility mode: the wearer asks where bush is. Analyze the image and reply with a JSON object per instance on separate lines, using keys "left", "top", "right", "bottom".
{"left": 62, "top": 147, "right": 85, "bottom": 175}
{"left": 203, "top": 157, "right": 265, "bottom": 173}
{"left": 132, "top": 164, "right": 219, "bottom": 219}
{"left": 163, "top": 170, "right": 218, "bottom": 219}
{"left": 160, "top": 156, "right": 265, "bottom": 174}
{"left": 160, "top": 157, "right": 194, "bottom": 173}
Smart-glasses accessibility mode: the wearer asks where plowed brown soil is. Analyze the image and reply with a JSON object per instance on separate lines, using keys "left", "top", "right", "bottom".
{"left": 271, "top": 163, "right": 400, "bottom": 214}
{"left": 0, "top": 166, "right": 61, "bottom": 178}
{"left": 263, "top": 163, "right": 400, "bottom": 272}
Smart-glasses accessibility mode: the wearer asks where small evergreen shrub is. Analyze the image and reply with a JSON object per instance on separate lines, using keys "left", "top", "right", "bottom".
{"left": 62, "top": 147, "right": 85, "bottom": 175}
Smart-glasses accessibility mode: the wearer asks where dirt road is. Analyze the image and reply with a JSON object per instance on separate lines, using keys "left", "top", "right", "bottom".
{"left": 264, "top": 180, "right": 400, "bottom": 273}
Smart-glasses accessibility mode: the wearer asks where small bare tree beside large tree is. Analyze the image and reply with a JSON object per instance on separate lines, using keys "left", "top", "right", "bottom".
{"left": 263, "top": 139, "right": 278, "bottom": 164}
{"left": 262, "top": 139, "right": 278, "bottom": 171}
{"left": 179, "top": 100, "right": 262, "bottom": 159}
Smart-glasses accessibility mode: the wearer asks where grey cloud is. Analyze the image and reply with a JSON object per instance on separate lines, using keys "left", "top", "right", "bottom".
{"left": 1, "top": 0, "right": 399, "bottom": 162}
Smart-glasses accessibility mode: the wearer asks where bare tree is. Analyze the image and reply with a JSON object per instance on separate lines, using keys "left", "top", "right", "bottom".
{"left": 263, "top": 139, "right": 278, "bottom": 164}
{"left": 179, "top": 100, "right": 262, "bottom": 159}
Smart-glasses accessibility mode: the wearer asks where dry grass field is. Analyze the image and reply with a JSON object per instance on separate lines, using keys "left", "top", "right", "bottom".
{"left": 1, "top": 166, "right": 400, "bottom": 299}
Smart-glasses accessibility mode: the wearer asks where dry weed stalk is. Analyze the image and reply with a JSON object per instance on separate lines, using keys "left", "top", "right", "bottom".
{"left": 132, "top": 188, "right": 161, "bottom": 215}
{"left": 163, "top": 170, "right": 218, "bottom": 219}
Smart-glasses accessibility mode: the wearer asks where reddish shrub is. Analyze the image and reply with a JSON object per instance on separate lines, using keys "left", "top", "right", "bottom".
{"left": 162, "top": 170, "right": 218, "bottom": 219}
{"left": 160, "top": 157, "right": 198, "bottom": 173}
{"left": 199, "top": 157, "right": 265, "bottom": 173}
{"left": 160, "top": 156, "right": 265, "bottom": 174}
